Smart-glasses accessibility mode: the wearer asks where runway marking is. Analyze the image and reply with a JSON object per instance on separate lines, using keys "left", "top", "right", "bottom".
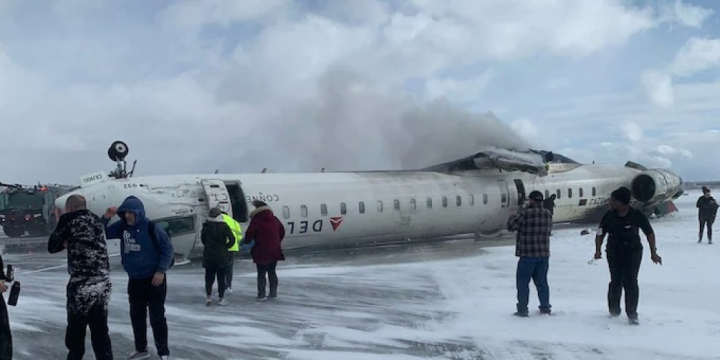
{"left": 17, "top": 253, "right": 121, "bottom": 275}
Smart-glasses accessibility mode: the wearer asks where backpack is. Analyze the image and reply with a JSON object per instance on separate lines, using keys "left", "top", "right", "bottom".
{"left": 123, "top": 221, "right": 175, "bottom": 269}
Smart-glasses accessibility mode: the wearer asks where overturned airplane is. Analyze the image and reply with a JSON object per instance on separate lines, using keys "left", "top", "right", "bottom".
{"left": 55, "top": 141, "right": 683, "bottom": 262}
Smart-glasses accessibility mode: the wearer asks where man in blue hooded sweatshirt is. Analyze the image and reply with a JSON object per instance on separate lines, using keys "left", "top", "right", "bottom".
{"left": 102, "top": 196, "right": 174, "bottom": 360}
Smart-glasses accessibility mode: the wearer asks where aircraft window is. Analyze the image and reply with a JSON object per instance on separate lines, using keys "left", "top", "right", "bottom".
{"left": 410, "top": 198, "right": 416, "bottom": 210}
{"left": 469, "top": 195, "right": 474, "bottom": 206}
{"left": 556, "top": 189, "right": 561, "bottom": 199}
{"left": 442, "top": 196, "right": 448, "bottom": 207}
{"left": 568, "top": 188, "right": 572, "bottom": 198}
{"left": 592, "top": 187, "right": 597, "bottom": 196}
{"left": 301, "top": 205, "right": 308, "bottom": 218}
{"left": 483, "top": 194, "right": 488, "bottom": 204}
{"left": 377, "top": 201, "right": 383, "bottom": 212}
{"left": 153, "top": 215, "right": 195, "bottom": 237}
{"left": 359, "top": 201, "right": 365, "bottom": 214}
{"left": 456, "top": 196, "right": 461, "bottom": 206}
{"left": 341, "top": 202, "right": 347, "bottom": 215}
{"left": 282, "top": 206, "right": 290, "bottom": 219}
{"left": 394, "top": 199, "right": 400, "bottom": 211}
{"left": 579, "top": 188, "right": 584, "bottom": 197}
{"left": 427, "top": 197, "right": 432, "bottom": 208}
{"left": 321, "top": 204, "right": 327, "bottom": 216}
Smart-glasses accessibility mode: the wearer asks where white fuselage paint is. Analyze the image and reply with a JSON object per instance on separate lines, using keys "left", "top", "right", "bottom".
{"left": 55, "top": 163, "right": 680, "bottom": 259}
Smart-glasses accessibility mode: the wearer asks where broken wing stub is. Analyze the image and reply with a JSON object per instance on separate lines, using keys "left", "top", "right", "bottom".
{"left": 423, "top": 147, "right": 551, "bottom": 176}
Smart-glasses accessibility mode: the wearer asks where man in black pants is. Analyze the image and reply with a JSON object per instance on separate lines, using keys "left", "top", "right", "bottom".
{"left": 697, "top": 186, "right": 718, "bottom": 244}
{"left": 103, "top": 196, "right": 174, "bottom": 360}
{"left": 594, "top": 187, "right": 662, "bottom": 324}
{"left": 48, "top": 194, "right": 113, "bottom": 360}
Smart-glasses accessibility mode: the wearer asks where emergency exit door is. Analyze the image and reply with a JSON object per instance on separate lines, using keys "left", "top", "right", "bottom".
{"left": 498, "top": 180, "right": 509, "bottom": 208}
{"left": 200, "top": 179, "right": 233, "bottom": 218}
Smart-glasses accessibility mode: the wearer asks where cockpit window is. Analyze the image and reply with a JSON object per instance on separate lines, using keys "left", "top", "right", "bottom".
{"left": 153, "top": 215, "right": 195, "bottom": 237}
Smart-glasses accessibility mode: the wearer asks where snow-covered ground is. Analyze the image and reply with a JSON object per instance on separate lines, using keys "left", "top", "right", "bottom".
{"left": 0, "top": 190, "right": 715, "bottom": 359}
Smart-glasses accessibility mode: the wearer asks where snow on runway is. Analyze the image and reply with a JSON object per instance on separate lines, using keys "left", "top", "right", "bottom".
{"left": 0, "top": 190, "right": 717, "bottom": 359}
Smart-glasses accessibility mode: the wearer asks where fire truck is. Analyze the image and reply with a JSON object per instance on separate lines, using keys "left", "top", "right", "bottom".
{"left": 0, "top": 183, "right": 75, "bottom": 238}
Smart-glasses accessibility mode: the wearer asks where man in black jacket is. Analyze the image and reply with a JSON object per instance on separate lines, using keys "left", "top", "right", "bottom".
{"left": 697, "top": 186, "right": 718, "bottom": 244}
{"left": 201, "top": 207, "right": 235, "bottom": 306}
{"left": 48, "top": 195, "right": 113, "bottom": 360}
{"left": 594, "top": 187, "right": 662, "bottom": 325}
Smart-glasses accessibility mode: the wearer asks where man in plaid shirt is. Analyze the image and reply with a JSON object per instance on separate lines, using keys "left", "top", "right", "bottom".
{"left": 507, "top": 190, "right": 553, "bottom": 317}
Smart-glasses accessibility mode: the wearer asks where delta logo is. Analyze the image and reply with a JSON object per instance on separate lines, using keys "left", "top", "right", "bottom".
{"left": 330, "top": 216, "right": 344, "bottom": 231}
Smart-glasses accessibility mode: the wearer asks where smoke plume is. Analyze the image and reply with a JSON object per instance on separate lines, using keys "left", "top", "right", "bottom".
{"left": 221, "top": 68, "right": 531, "bottom": 173}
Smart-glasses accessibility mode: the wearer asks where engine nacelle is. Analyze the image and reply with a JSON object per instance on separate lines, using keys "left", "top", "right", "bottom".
{"left": 630, "top": 169, "right": 683, "bottom": 204}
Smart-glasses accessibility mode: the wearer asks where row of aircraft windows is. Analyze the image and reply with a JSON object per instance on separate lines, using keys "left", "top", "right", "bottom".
{"left": 546, "top": 186, "right": 597, "bottom": 200}
{"left": 280, "top": 186, "right": 598, "bottom": 219}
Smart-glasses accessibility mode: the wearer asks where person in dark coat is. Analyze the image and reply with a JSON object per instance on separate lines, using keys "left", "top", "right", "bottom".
{"left": 48, "top": 194, "right": 113, "bottom": 360}
{"left": 0, "top": 254, "right": 12, "bottom": 360}
{"left": 543, "top": 194, "right": 556, "bottom": 215}
{"left": 697, "top": 186, "right": 718, "bottom": 244}
{"left": 200, "top": 207, "right": 235, "bottom": 306}
{"left": 594, "top": 187, "right": 662, "bottom": 325}
{"left": 242, "top": 200, "right": 285, "bottom": 301}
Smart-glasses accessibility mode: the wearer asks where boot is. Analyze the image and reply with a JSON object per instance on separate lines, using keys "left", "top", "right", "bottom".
{"left": 257, "top": 276, "right": 267, "bottom": 300}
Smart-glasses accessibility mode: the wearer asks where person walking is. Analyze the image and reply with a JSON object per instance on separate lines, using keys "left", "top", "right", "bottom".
{"left": 697, "top": 186, "right": 718, "bottom": 244}
{"left": 506, "top": 190, "right": 553, "bottom": 317}
{"left": 220, "top": 211, "right": 242, "bottom": 293}
{"left": 201, "top": 208, "right": 236, "bottom": 305}
{"left": 594, "top": 186, "right": 662, "bottom": 325}
{"left": 242, "top": 200, "right": 285, "bottom": 301}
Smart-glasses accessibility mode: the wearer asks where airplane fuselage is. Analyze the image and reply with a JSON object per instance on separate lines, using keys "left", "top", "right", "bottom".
{"left": 56, "top": 162, "right": 682, "bottom": 260}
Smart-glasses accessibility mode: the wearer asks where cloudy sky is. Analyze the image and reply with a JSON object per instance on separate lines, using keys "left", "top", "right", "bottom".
{"left": 1, "top": 0, "right": 719, "bottom": 185}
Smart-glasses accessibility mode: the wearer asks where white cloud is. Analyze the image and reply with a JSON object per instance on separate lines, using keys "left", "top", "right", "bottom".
{"left": 0, "top": 0, "right": 717, "bottom": 184}
{"left": 670, "top": 37, "right": 720, "bottom": 76}
{"left": 622, "top": 122, "right": 644, "bottom": 142}
{"left": 659, "top": 0, "right": 715, "bottom": 28}
{"left": 641, "top": 69, "right": 675, "bottom": 107}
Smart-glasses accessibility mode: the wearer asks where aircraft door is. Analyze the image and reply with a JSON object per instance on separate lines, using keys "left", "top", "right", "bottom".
{"left": 200, "top": 179, "right": 233, "bottom": 217}
{"left": 498, "top": 180, "right": 510, "bottom": 208}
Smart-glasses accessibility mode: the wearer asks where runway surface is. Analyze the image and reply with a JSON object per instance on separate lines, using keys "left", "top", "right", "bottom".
{"left": 0, "top": 190, "right": 716, "bottom": 360}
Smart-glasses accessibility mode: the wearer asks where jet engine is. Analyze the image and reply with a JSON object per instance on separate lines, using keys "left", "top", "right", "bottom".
{"left": 630, "top": 168, "right": 683, "bottom": 205}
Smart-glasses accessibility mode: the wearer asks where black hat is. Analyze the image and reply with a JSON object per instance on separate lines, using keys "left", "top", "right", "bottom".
{"left": 528, "top": 190, "right": 543, "bottom": 201}
{"left": 611, "top": 187, "right": 632, "bottom": 205}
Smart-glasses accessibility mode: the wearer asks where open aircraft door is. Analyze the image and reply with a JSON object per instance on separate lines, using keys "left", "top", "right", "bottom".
{"left": 200, "top": 179, "right": 233, "bottom": 218}
{"left": 498, "top": 180, "right": 510, "bottom": 208}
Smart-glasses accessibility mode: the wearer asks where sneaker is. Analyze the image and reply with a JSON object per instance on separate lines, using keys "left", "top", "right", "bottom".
{"left": 539, "top": 308, "right": 551, "bottom": 315}
{"left": 513, "top": 311, "right": 528, "bottom": 317}
{"left": 218, "top": 298, "right": 227, "bottom": 306}
{"left": 160, "top": 356, "right": 170, "bottom": 360}
{"left": 205, "top": 298, "right": 212, "bottom": 306}
{"left": 226, "top": 287, "right": 233, "bottom": 294}
{"left": 256, "top": 296, "right": 267, "bottom": 302}
{"left": 126, "top": 350, "right": 150, "bottom": 360}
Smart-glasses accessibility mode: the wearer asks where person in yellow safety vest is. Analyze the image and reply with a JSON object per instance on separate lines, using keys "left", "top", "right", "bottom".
{"left": 221, "top": 211, "right": 242, "bottom": 292}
